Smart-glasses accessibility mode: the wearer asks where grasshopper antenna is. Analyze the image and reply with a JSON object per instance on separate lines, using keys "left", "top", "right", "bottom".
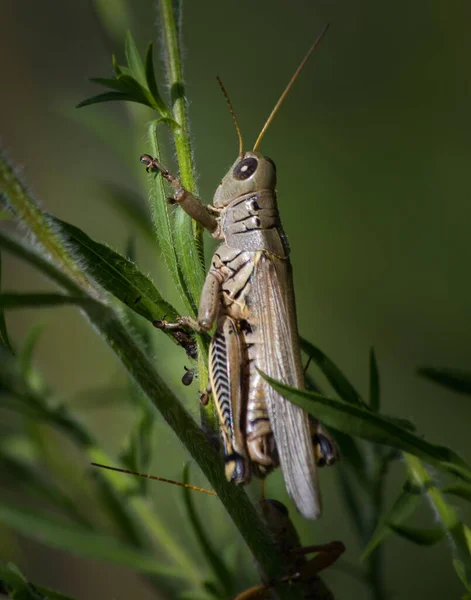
{"left": 216, "top": 75, "right": 244, "bottom": 157}
{"left": 91, "top": 463, "right": 217, "bottom": 496}
{"left": 253, "top": 24, "right": 330, "bottom": 152}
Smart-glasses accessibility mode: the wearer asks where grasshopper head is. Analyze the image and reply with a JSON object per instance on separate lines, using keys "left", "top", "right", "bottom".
{"left": 213, "top": 151, "right": 277, "bottom": 207}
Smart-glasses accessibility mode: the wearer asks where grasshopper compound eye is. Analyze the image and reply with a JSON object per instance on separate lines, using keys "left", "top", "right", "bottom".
{"left": 233, "top": 157, "right": 258, "bottom": 180}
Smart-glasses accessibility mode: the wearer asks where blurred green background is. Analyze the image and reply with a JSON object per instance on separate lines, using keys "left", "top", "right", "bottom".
{"left": 1, "top": 0, "right": 471, "bottom": 598}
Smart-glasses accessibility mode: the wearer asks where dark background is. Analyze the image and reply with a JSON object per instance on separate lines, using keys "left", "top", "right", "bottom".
{"left": 1, "top": 1, "right": 471, "bottom": 598}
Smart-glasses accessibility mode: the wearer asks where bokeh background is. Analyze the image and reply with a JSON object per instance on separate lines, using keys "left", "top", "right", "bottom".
{"left": 1, "top": 0, "right": 471, "bottom": 599}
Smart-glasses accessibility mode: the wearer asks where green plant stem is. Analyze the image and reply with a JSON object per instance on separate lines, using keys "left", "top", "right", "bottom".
{"left": 159, "top": 0, "right": 196, "bottom": 195}
{"left": 0, "top": 156, "right": 303, "bottom": 599}
{"left": 158, "top": 0, "right": 214, "bottom": 429}
{"left": 159, "top": 0, "right": 205, "bottom": 305}
{"left": 405, "top": 454, "right": 471, "bottom": 588}
{"left": 366, "top": 473, "right": 385, "bottom": 600}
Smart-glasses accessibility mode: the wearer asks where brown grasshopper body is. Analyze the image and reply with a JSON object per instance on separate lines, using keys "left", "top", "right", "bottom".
{"left": 142, "top": 150, "right": 335, "bottom": 519}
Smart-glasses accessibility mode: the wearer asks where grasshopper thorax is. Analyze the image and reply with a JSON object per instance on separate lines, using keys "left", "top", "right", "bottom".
{"left": 213, "top": 151, "right": 277, "bottom": 208}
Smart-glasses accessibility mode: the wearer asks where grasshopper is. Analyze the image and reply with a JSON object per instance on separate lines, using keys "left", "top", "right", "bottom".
{"left": 140, "top": 26, "right": 337, "bottom": 520}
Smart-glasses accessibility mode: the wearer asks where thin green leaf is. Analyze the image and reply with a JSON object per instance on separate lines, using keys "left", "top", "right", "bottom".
{"left": 331, "top": 430, "right": 368, "bottom": 491}
{"left": 300, "top": 337, "right": 364, "bottom": 406}
{"left": 120, "top": 406, "right": 155, "bottom": 494}
{"left": 418, "top": 367, "right": 471, "bottom": 396}
{"left": 260, "top": 371, "right": 471, "bottom": 483}
{"left": 454, "top": 559, "right": 471, "bottom": 593}
{"left": 0, "top": 292, "right": 99, "bottom": 310}
{"left": 386, "top": 522, "right": 446, "bottom": 546}
{"left": 335, "top": 463, "right": 365, "bottom": 542}
{"left": 19, "top": 324, "right": 44, "bottom": 388}
{"left": 32, "top": 584, "right": 76, "bottom": 600}
{"left": 0, "top": 451, "right": 90, "bottom": 528}
{"left": 0, "top": 503, "right": 182, "bottom": 578}
{"left": 156, "top": 115, "right": 180, "bottom": 130}
{"left": 0, "top": 251, "right": 14, "bottom": 354}
{"left": 369, "top": 347, "right": 380, "bottom": 412}
{"left": 405, "top": 454, "right": 471, "bottom": 588}
{"left": 76, "top": 91, "right": 137, "bottom": 108}
{"left": 89, "top": 76, "right": 132, "bottom": 93}
{"left": 146, "top": 121, "right": 193, "bottom": 313}
{"left": 443, "top": 484, "right": 471, "bottom": 503}
{"left": 0, "top": 562, "right": 45, "bottom": 600}
{"left": 0, "top": 210, "right": 12, "bottom": 220}
{"left": 116, "top": 74, "right": 150, "bottom": 101}
{"left": 361, "top": 481, "right": 423, "bottom": 560}
{"left": 182, "top": 465, "right": 234, "bottom": 597}
{"left": 49, "top": 216, "right": 179, "bottom": 324}
{"left": 125, "top": 31, "right": 146, "bottom": 87}
{"left": 112, "top": 54, "right": 122, "bottom": 76}
{"left": 145, "top": 43, "right": 171, "bottom": 116}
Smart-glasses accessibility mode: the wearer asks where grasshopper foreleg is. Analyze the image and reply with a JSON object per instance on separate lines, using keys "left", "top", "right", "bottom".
{"left": 140, "top": 154, "right": 219, "bottom": 234}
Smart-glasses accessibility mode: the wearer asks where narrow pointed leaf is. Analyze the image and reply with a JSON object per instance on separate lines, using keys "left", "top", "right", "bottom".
{"left": 386, "top": 522, "right": 446, "bottom": 546}
{"left": 182, "top": 464, "right": 234, "bottom": 597}
{"left": 335, "top": 463, "right": 365, "bottom": 541}
{"left": 32, "top": 583, "right": 76, "bottom": 600}
{"left": 0, "top": 251, "right": 14, "bottom": 354}
{"left": 332, "top": 430, "right": 369, "bottom": 490}
{"left": 405, "top": 454, "right": 471, "bottom": 588}
{"left": 300, "top": 337, "right": 364, "bottom": 406}
{"left": 443, "top": 484, "right": 471, "bottom": 503}
{"left": 156, "top": 116, "right": 180, "bottom": 130}
{"left": 115, "top": 74, "right": 149, "bottom": 100}
{"left": 48, "top": 216, "right": 179, "bottom": 324}
{"left": 361, "top": 482, "right": 423, "bottom": 560}
{"left": 112, "top": 54, "right": 122, "bottom": 76}
{"left": 0, "top": 562, "right": 46, "bottom": 600}
{"left": 418, "top": 367, "right": 471, "bottom": 396}
{"left": 146, "top": 122, "right": 188, "bottom": 307}
{"left": 0, "top": 211, "right": 12, "bottom": 220}
{"left": 125, "top": 31, "right": 146, "bottom": 86}
{"left": 369, "top": 347, "right": 380, "bottom": 412}
{"left": 89, "top": 77, "right": 132, "bottom": 93}
{"left": 20, "top": 324, "right": 44, "bottom": 383}
{"left": 0, "top": 503, "right": 182, "bottom": 578}
{"left": 76, "top": 91, "right": 136, "bottom": 108}
{"left": 454, "top": 558, "right": 471, "bottom": 593}
{"left": 260, "top": 371, "right": 471, "bottom": 483}
{"left": 145, "top": 43, "right": 170, "bottom": 116}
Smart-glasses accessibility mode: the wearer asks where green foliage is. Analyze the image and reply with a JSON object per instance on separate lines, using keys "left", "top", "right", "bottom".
{"left": 0, "top": 2, "right": 470, "bottom": 599}
{"left": 0, "top": 562, "right": 75, "bottom": 600}
{"left": 418, "top": 367, "right": 471, "bottom": 396}
{"left": 77, "top": 32, "right": 174, "bottom": 120}
{"left": 50, "top": 215, "right": 180, "bottom": 324}
{"left": 0, "top": 250, "right": 14, "bottom": 354}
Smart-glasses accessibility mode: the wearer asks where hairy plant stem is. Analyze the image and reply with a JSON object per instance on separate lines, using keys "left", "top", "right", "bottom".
{"left": 367, "top": 475, "right": 385, "bottom": 600}
{"left": 405, "top": 454, "right": 471, "bottom": 587}
{"left": 158, "top": 0, "right": 214, "bottom": 430}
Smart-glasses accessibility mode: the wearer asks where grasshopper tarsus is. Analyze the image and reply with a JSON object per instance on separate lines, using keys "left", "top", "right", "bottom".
{"left": 140, "top": 154, "right": 175, "bottom": 182}
{"left": 152, "top": 318, "right": 198, "bottom": 360}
